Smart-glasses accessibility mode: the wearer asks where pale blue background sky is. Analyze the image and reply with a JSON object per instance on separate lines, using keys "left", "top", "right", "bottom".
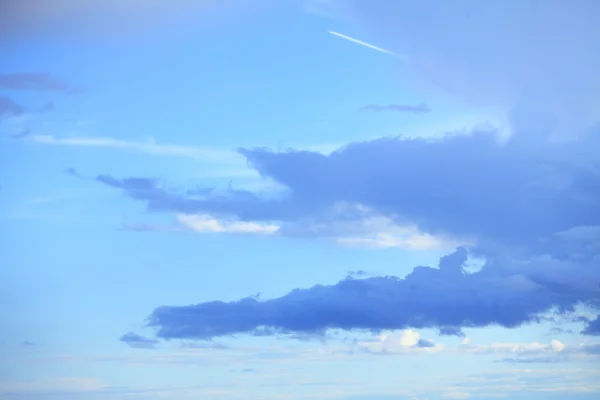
{"left": 1, "top": 1, "right": 599, "bottom": 399}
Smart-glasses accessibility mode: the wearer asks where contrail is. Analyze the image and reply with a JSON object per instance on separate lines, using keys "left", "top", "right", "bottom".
{"left": 328, "top": 31, "right": 403, "bottom": 59}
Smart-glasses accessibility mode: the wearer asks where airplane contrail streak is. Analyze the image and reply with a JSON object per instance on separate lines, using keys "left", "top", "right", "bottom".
{"left": 328, "top": 31, "right": 403, "bottom": 59}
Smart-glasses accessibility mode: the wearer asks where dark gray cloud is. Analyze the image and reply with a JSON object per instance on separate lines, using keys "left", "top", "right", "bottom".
{"left": 141, "top": 248, "right": 599, "bottom": 340}
{"left": 360, "top": 103, "right": 430, "bottom": 114}
{"left": 119, "top": 332, "right": 159, "bottom": 349}
{"left": 0, "top": 73, "right": 78, "bottom": 93}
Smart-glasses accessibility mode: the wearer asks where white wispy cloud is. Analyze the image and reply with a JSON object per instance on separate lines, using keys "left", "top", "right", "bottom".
{"left": 335, "top": 231, "right": 467, "bottom": 251}
{"left": 176, "top": 213, "right": 279, "bottom": 235}
{"left": 328, "top": 31, "right": 403, "bottom": 59}
{"left": 29, "top": 134, "right": 239, "bottom": 162}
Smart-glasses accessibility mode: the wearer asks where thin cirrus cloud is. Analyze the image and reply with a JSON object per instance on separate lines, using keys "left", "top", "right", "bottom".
{"left": 28, "top": 135, "right": 254, "bottom": 177}
{"left": 360, "top": 103, "right": 430, "bottom": 114}
{"left": 176, "top": 213, "right": 279, "bottom": 235}
{"left": 328, "top": 31, "right": 402, "bottom": 59}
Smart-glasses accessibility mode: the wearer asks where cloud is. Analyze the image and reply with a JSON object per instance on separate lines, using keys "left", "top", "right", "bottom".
{"left": 328, "top": 31, "right": 401, "bottom": 58}
{"left": 447, "top": 368, "right": 600, "bottom": 399}
{"left": 89, "top": 127, "right": 599, "bottom": 257}
{"left": 334, "top": 232, "right": 460, "bottom": 251}
{"left": 29, "top": 135, "right": 253, "bottom": 176}
{"left": 489, "top": 340, "right": 600, "bottom": 364}
{"left": 358, "top": 329, "right": 443, "bottom": 354}
{"left": 62, "top": 167, "right": 84, "bottom": 179}
{"left": 335, "top": 0, "right": 600, "bottom": 141}
{"left": 180, "top": 341, "right": 229, "bottom": 350}
{"left": 119, "top": 222, "right": 186, "bottom": 234}
{"left": 70, "top": 0, "right": 599, "bottom": 345}
{"left": 133, "top": 248, "right": 600, "bottom": 341}
{"left": 176, "top": 213, "right": 279, "bottom": 235}
{"left": 0, "top": 377, "right": 107, "bottom": 394}
{"left": 360, "top": 103, "right": 430, "bottom": 114}
{"left": 236, "top": 132, "right": 599, "bottom": 254}
{"left": 496, "top": 356, "right": 568, "bottom": 364}
{"left": 0, "top": 96, "right": 25, "bottom": 116}
{"left": 582, "top": 316, "right": 600, "bottom": 336}
{"left": 119, "top": 332, "right": 159, "bottom": 349}
{"left": 120, "top": 217, "right": 279, "bottom": 236}
{"left": 0, "top": 73, "right": 78, "bottom": 93}
{"left": 10, "top": 128, "right": 31, "bottom": 139}
{"left": 94, "top": 174, "right": 467, "bottom": 248}
{"left": 438, "top": 326, "right": 465, "bottom": 338}
{"left": 86, "top": 129, "right": 600, "bottom": 339}
{"left": 459, "top": 339, "right": 566, "bottom": 356}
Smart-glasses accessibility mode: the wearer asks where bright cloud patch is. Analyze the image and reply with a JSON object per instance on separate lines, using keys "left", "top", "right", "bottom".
{"left": 359, "top": 330, "right": 444, "bottom": 354}
{"left": 177, "top": 213, "right": 279, "bottom": 235}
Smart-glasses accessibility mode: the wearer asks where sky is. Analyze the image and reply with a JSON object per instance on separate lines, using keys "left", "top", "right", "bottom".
{"left": 1, "top": 0, "right": 600, "bottom": 399}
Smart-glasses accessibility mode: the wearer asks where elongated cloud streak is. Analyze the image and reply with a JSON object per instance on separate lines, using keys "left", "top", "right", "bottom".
{"left": 29, "top": 135, "right": 229, "bottom": 160}
{"left": 328, "top": 31, "right": 401, "bottom": 58}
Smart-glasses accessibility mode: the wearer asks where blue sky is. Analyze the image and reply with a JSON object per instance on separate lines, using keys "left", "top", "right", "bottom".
{"left": 1, "top": 1, "right": 599, "bottom": 399}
